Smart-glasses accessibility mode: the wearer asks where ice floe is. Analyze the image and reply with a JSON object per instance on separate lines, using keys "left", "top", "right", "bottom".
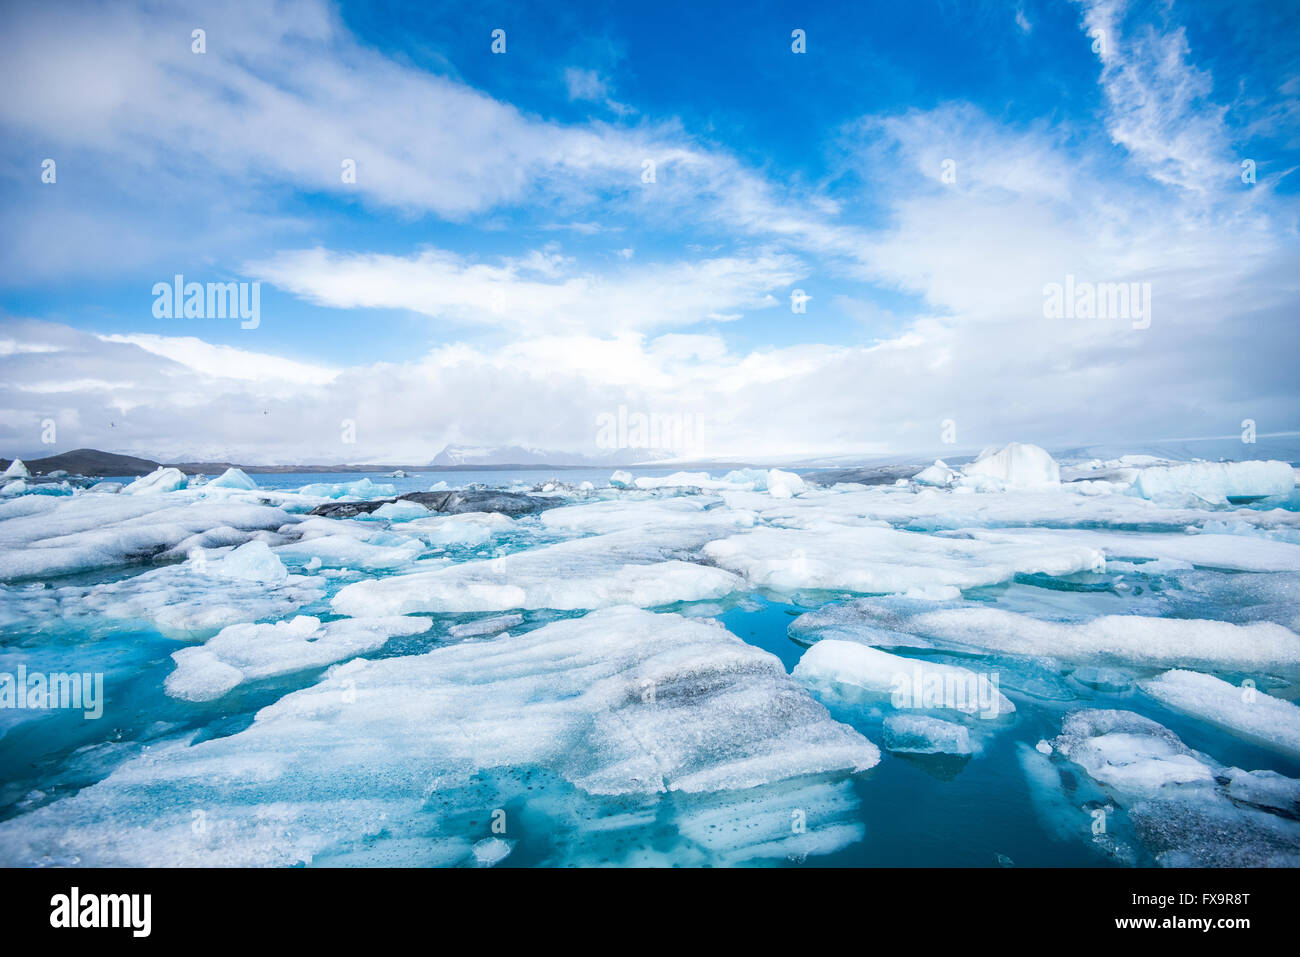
{"left": 0, "top": 607, "right": 877, "bottom": 865}
{"left": 1135, "top": 460, "right": 1295, "bottom": 503}
{"left": 1139, "top": 669, "right": 1300, "bottom": 758}
{"left": 793, "top": 639, "right": 1014, "bottom": 718}
{"left": 1026, "top": 709, "right": 1300, "bottom": 866}
{"left": 791, "top": 599, "right": 1300, "bottom": 675}
{"left": 165, "top": 614, "right": 432, "bottom": 701}
{"left": 701, "top": 524, "right": 1103, "bottom": 594}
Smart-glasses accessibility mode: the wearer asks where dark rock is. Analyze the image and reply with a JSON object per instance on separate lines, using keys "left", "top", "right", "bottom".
{"left": 309, "top": 488, "right": 556, "bottom": 519}
{"left": 803, "top": 464, "right": 927, "bottom": 486}
{"left": 399, "top": 489, "right": 556, "bottom": 516}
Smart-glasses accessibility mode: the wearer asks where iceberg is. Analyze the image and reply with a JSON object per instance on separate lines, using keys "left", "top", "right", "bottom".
{"left": 765, "top": 468, "right": 805, "bottom": 499}
{"left": 122, "top": 467, "right": 188, "bottom": 495}
{"left": 1134, "top": 460, "right": 1295, "bottom": 503}
{"left": 913, "top": 460, "right": 955, "bottom": 487}
{"left": 206, "top": 467, "right": 258, "bottom": 490}
{"left": 961, "top": 442, "right": 1060, "bottom": 488}
{"left": 1, "top": 459, "right": 30, "bottom": 480}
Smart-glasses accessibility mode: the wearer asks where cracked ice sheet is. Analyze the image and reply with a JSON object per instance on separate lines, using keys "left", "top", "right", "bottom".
{"left": 0, "top": 607, "right": 878, "bottom": 866}
{"left": 700, "top": 522, "right": 1104, "bottom": 595}
{"left": 0, "top": 491, "right": 295, "bottom": 581}
{"left": 1025, "top": 710, "right": 1300, "bottom": 866}
{"left": 331, "top": 517, "right": 753, "bottom": 616}
{"left": 789, "top": 599, "right": 1300, "bottom": 676}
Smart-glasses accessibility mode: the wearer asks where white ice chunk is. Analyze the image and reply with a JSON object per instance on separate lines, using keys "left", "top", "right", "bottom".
{"left": 206, "top": 467, "right": 258, "bottom": 490}
{"left": 122, "top": 467, "right": 188, "bottom": 495}
{"left": 471, "top": 837, "right": 513, "bottom": 867}
{"left": 793, "top": 639, "right": 1014, "bottom": 718}
{"left": 961, "top": 442, "right": 1060, "bottom": 488}
{"left": 765, "top": 468, "right": 806, "bottom": 499}
{"left": 1, "top": 459, "right": 30, "bottom": 480}
{"left": 882, "top": 714, "right": 973, "bottom": 755}
{"left": 446, "top": 614, "right": 524, "bottom": 638}
{"left": 1140, "top": 670, "right": 1300, "bottom": 758}
{"left": 165, "top": 614, "right": 431, "bottom": 701}
{"left": 406, "top": 511, "right": 514, "bottom": 546}
{"left": 846, "top": 602, "right": 1300, "bottom": 676}
{"left": 1135, "top": 460, "right": 1295, "bottom": 503}
{"left": 1052, "top": 710, "right": 1214, "bottom": 795}
{"left": 609, "top": 470, "right": 634, "bottom": 488}
{"left": 1223, "top": 768, "right": 1300, "bottom": 815}
{"left": 702, "top": 523, "right": 1103, "bottom": 594}
{"left": 273, "top": 533, "right": 424, "bottom": 570}
{"left": 0, "top": 494, "right": 294, "bottom": 581}
{"left": 369, "top": 500, "right": 431, "bottom": 522}
{"left": 913, "top": 460, "right": 955, "bottom": 487}
{"left": 297, "top": 477, "right": 395, "bottom": 500}
{"left": 333, "top": 524, "right": 747, "bottom": 616}
{"left": 633, "top": 471, "right": 735, "bottom": 490}
{"left": 204, "top": 541, "right": 288, "bottom": 583}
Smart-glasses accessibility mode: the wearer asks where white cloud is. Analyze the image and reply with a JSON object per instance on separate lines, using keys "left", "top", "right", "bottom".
{"left": 99, "top": 334, "right": 339, "bottom": 386}
{"left": 251, "top": 246, "right": 803, "bottom": 333}
{"left": 1077, "top": 0, "right": 1237, "bottom": 193}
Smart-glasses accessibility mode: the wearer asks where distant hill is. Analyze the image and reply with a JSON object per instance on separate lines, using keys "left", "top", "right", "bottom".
{"left": 0, "top": 448, "right": 162, "bottom": 477}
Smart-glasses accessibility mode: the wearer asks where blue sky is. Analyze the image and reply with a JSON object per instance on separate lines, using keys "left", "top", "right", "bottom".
{"left": 1, "top": 0, "right": 1298, "bottom": 463}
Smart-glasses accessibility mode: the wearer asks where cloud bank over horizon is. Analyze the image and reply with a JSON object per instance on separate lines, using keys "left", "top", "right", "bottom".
{"left": 1, "top": 0, "right": 1297, "bottom": 464}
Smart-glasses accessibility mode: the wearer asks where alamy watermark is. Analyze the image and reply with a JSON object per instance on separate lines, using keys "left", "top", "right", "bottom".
{"left": 0, "top": 664, "right": 103, "bottom": 719}
{"left": 595, "top": 405, "right": 705, "bottom": 451}
{"left": 890, "top": 665, "right": 1002, "bottom": 719}
{"left": 1043, "top": 275, "right": 1151, "bottom": 329}
{"left": 152, "top": 274, "right": 260, "bottom": 329}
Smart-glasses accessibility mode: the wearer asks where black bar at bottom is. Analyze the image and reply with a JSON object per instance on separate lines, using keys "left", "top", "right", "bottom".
{"left": 0, "top": 866, "right": 1287, "bottom": 943}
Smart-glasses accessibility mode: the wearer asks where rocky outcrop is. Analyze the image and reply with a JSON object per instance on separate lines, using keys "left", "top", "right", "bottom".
{"left": 309, "top": 488, "right": 557, "bottom": 518}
